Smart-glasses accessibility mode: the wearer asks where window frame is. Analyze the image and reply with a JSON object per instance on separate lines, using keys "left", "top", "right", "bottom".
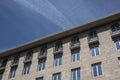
{"left": 22, "top": 63, "right": 31, "bottom": 75}
{"left": 37, "top": 59, "right": 45, "bottom": 71}
{"left": 40, "top": 46, "right": 47, "bottom": 56}
{"left": 111, "top": 22, "right": 120, "bottom": 33}
{"left": 25, "top": 50, "right": 33, "bottom": 61}
{"left": 71, "top": 49, "right": 80, "bottom": 62}
{"left": 89, "top": 31, "right": 98, "bottom": 39}
{"left": 55, "top": 41, "right": 63, "bottom": 52}
{"left": 71, "top": 36, "right": 80, "bottom": 47}
{"left": 53, "top": 73, "right": 61, "bottom": 80}
{"left": 71, "top": 68, "right": 80, "bottom": 80}
{"left": 9, "top": 66, "right": 17, "bottom": 79}
{"left": 114, "top": 39, "right": 120, "bottom": 50}
{"left": 54, "top": 55, "right": 62, "bottom": 67}
{"left": 90, "top": 45, "right": 100, "bottom": 57}
{"left": 91, "top": 63, "right": 103, "bottom": 78}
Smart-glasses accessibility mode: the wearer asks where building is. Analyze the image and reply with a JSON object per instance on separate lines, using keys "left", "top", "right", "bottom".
{"left": 0, "top": 12, "right": 120, "bottom": 80}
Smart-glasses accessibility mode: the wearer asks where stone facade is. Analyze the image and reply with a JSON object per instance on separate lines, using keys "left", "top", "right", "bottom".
{"left": 0, "top": 13, "right": 120, "bottom": 80}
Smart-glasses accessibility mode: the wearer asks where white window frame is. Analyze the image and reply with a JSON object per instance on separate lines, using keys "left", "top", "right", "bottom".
{"left": 92, "top": 63, "right": 103, "bottom": 78}
{"left": 90, "top": 45, "right": 100, "bottom": 57}
{"left": 54, "top": 56, "right": 62, "bottom": 67}
{"left": 38, "top": 60, "right": 45, "bottom": 71}
{"left": 114, "top": 39, "right": 120, "bottom": 50}
{"left": 9, "top": 67, "right": 17, "bottom": 79}
{"left": 71, "top": 68, "right": 80, "bottom": 80}
{"left": 71, "top": 49, "right": 80, "bottom": 62}
{"left": 23, "top": 63, "right": 30, "bottom": 75}
{"left": 53, "top": 73, "right": 61, "bottom": 80}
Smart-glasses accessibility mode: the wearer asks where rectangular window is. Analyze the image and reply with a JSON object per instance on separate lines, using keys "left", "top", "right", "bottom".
{"left": 90, "top": 45, "right": 99, "bottom": 56}
{"left": 71, "top": 68, "right": 80, "bottom": 80}
{"left": 25, "top": 51, "right": 33, "bottom": 61}
{"left": 38, "top": 60, "right": 45, "bottom": 71}
{"left": 92, "top": 63, "right": 103, "bottom": 77}
{"left": 71, "top": 49, "right": 80, "bottom": 62}
{"left": 89, "top": 31, "right": 98, "bottom": 39}
{"left": 53, "top": 73, "right": 61, "bottom": 80}
{"left": 114, "top": 39, "right": 120, "bottom": 50}
{"left": 0, "top": 70, "right": 4, "bottom": 80}
{"left": 9, "top": 67, "right": 17, "bottom": 79}
{"left": 12, "top": 55, "right": 19, "bottom": 64}
{"left": 23, "top": 63, "right": 31, "bottom": 75}
{"left": 111, "top": 23, "right": 120, "bottom": 33}
{"left": 54, "top": 55, "right": 62, "bottom": 67}
{"left": 36, "top": 77, "right": 43, "bottom": 80}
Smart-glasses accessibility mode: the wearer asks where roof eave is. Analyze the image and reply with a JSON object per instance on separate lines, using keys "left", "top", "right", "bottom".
{"left": 0, "top": 12, "right": 120, "bottom": 58}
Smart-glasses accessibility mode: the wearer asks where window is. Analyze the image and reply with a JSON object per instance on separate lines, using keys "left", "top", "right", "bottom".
{"left": 53, "top": 73, "right": 61, "bottom": 80}
{"left": 36, "top": 77, "right": 43, "bottom": 80}
{"left": 71, "top": 49, "right": 80, "bottom": 62}
{"left": 1, "top": 59, "right": 7, "bottom": 67}
{"left": 0, "top": 70, "right": 4, "bottom": 80}
{"left": 40, "top": 46, "right": 47, "bottom": 56}
{"left": 12, "top": 55, "right": 19, "bottom": 64}
{"left": 54, "top": 55, "right": 62, "bottom": 67}
{"left": 90, "top": 45, "right": 99, "bottom": 56}
{"left": 25, "top": 50, "right": 33, "bottom": 61}
{"left": 72, "top": 68, "right": 80, "bottom": 80}
{"left": 111, "top": 22, "right": 120, "bottom": 33}
{"left": 114, "top": 39, "right": 120, "bottom": 50}
{"left": 55, "top": 41, "right": 63, "bottom": 52}
{"left": 92, "top": 63, "right": 103, "bottom": 77}
{"left": 71, "top": 36, "right": 80, "bottom": 47}
{"left": 118, "top": 57, "right": 120, "bottom": 64}
{"left": 89, "top": 31, "right": 98, "bottom": 39}
{"left": 9, "top": 67, "right": 17, "bottom": 79}
{"left": 23, "top": 63, "right": 31, "bottom": 75}
{"left": 37, "top": 60, "right": 45, "bottom": 71}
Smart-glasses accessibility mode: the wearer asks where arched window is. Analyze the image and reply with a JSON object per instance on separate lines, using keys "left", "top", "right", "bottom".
{"left": 71, "top": 36, "right": 80, "bottom": 47}
{"left": 111, "top": 22, "right": 120, "bottom": 33}
{"left": 55, "top": 41, "right": 63, "bottom": 52}
{"left": 40, "top": 46, "right": 47, "bottom": 56}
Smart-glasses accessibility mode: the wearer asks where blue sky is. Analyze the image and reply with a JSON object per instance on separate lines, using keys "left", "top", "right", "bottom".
{"left": 0, "top": 0, "right": 120, "bottom": 52}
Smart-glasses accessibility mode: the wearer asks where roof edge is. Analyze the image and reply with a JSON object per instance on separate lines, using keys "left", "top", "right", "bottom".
{"left": 0, "top": 12, "right": 120, "bottom": 57}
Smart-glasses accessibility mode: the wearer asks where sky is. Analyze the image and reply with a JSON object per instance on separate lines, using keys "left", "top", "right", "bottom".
{"left": 0, "top": 0, "right": 120, "bottom": 52}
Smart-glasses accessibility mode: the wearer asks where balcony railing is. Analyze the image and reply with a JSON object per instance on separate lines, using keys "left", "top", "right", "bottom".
{"left": 111, "top": 30, "right": 120, "bottom": 37}
{"left": 0, "top": 64, "right": 6, "bottom": 71}
{"left": 88, "top": 37, "right": 99, "bottom": 44}
{"left": 70, "top": 42, "right": 80, "bottom": 50}
{"left": 24, "top": 56, "right": 32, "bottom": 63}
{"left": 11, "top": 60, "right": 19, "bottom": 67}
{"left": 38, "top": 53, "right": 47, "bottom": 59}
{"left": 53, "top": 47, "right": 63, "bottom": 55}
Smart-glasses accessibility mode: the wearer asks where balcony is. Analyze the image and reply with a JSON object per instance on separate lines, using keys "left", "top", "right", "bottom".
{"left": 111, "top": 30, "right": 120, "bottom": 37}
{"left": 23, "top": 57, "right": 32, "bottom": 63}
{"left": 88, "top": 37, "right": 99, "bottom": 44}
{"left": 53, "top": 48, "right": 63, "bottom": 55}
{"left": 11, "top": 60, "right": 19, "bottom": 67}
{"left": 38, "top": 53, "right": 47, "bottom": 59}
{"left": 0, "top": 67, "right": 5, "bottom": 71}
{"left": 70, "top": 42, "right": 80, "bottom": 50}
{"left": 0, "top": 65, "right": 6, "bottom": 71}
